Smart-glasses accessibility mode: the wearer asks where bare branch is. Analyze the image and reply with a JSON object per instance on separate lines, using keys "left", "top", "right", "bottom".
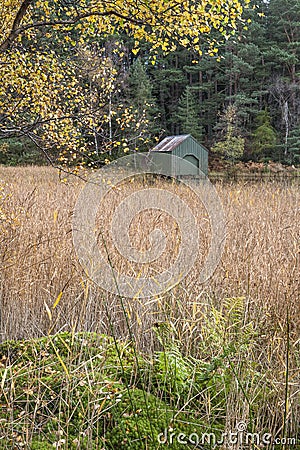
{"left": 0, "top": 0, "right": 33, "bottom": 52}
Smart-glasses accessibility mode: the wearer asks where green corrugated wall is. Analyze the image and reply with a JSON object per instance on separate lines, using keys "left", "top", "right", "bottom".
{"left": 150, "top": 135, "right": 208, "bottom": 177}
{"left": 172, "top": 136, "right": 208, "bottom": 176}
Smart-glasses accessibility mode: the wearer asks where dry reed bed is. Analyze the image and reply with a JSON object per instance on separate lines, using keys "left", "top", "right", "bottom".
{"left": 0, "top": 165, "right": 299, "bottom": 438}
{"left": 0, "top": 166, "right": 298, "bottom": 340}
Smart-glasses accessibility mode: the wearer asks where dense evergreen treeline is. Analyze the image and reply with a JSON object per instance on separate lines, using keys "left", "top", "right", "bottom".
{"left": 144, "top": 0, "right": 300, "bottom": 164}
{"left": 2, "top": 0, "right": 300, "bottom": 166}
{"left": 137, "top": 0, "right": 300, "bottom": 164}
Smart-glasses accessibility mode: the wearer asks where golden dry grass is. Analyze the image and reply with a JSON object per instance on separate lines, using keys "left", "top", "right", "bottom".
{"left": 0, "top": 165, "right": 299, "bottom": 439}
{"left": 0, "top": 166, "right": 298, "bottom": 342}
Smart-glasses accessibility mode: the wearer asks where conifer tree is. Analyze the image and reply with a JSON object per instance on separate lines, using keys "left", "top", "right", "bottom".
{"left": 126, "top": 57, "right": 160, "bottom": 150}
{"left": 251, "top": 110, "right": 277, "bottom": 160}
{"left": 285, "top": 126, "right": 300, "bottom": 164}
{"left": 175, "top": 86, "right": 202, "bottom": 141}
{"left": 212, "top": 104, "right": 245, "bottom": 161}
